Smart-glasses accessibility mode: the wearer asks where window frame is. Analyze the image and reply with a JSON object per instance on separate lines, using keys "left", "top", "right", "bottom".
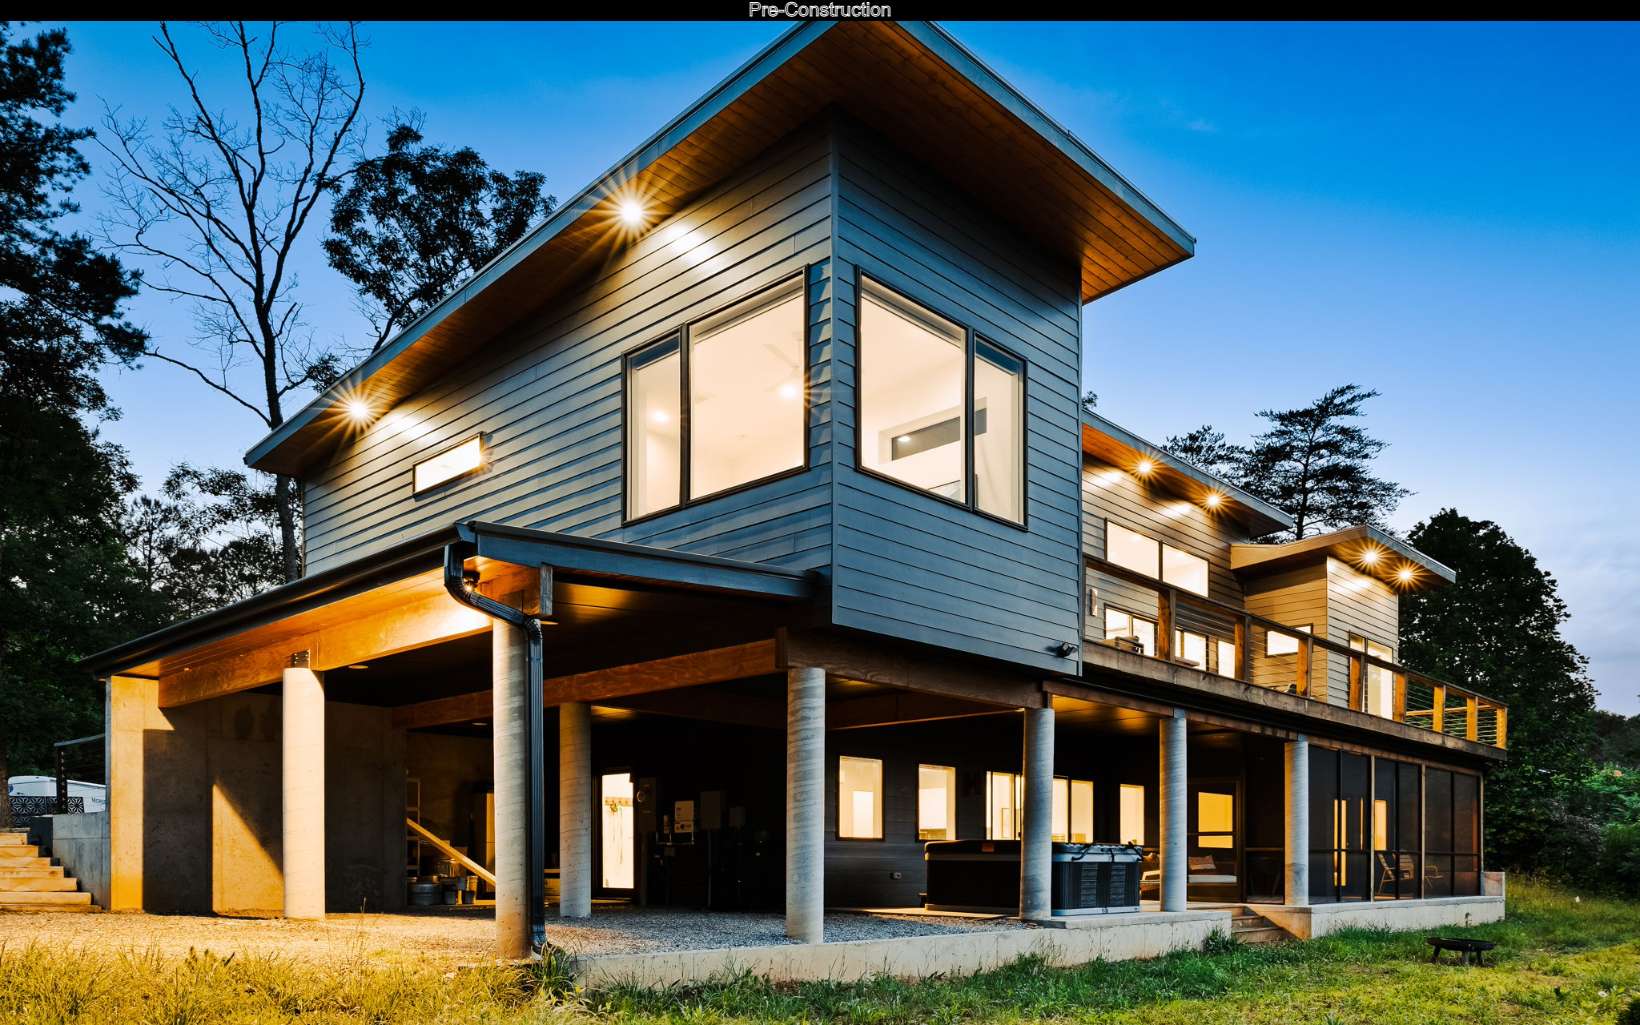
{"left": 1103, "top": 605, "right": 1158, "bottom": 657}
{"left": 621, "top": 272, "right": 810, "bottom": 525}
{"left": 1101, "top": 518, "right": 1210, "bottom": 597}
{"left": 836, "top": 755, "right": 885, "bottom": 842}
{"left": 854, "top": 273, "right": 1029, "bottom": 530}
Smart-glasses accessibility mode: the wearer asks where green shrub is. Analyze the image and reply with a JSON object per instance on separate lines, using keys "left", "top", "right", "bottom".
{"left": 1619, "top": 994, "right": 1640, "bottom": 1025}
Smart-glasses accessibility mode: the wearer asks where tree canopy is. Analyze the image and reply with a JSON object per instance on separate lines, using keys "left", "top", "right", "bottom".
{"left": 324, "top": 118, "right": 555, "bottom": 352}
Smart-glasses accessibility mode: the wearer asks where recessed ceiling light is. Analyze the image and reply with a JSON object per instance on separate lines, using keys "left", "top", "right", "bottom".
{"left": 617, "top": 198, "right": 646, "bottom": 227}
{"left": 1135, "top": 458, "right": 1155, "bottom": 476}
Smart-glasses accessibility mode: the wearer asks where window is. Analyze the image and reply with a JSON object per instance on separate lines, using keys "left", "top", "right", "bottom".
{"left": 1173, "top": 630, "right": 1208, "bottom": 669}
{"left": 1425, "top": 769, "right": 1482, "bottom": 897}
{"left": 1104, "top": 520, "right": 1209, "bottom": 597}
{"left": 1309, "top": 748, "right": 1371, "bottom": 903}
{"left": 986, "top": 770, "right": 1022, "bottom": 840}
{"left": 918, "top": 764, "right": 957, "bottom": 841}
{"left": 1373, "top": 759, "right": 1420, "bottom": 900}
{"left": 1196, "top": 791, "right": 1234, "bottom": 849}
{"left": 974, "top": 340, "right": 1025, "bottom": 522}
{"left": 689, "top": 281, "right": 806, "bottom": 499}
{"left": 858, "top": 278, "right": 1027, "bottom": 523}
{"left": 627, "top": 340, "right": 682, "bottom": 518}
{"left": 1215, "top": 638, "right": 1238, "bottom": 679}
{"left": 413, "top": 435, "right": 485, "bottom": 494}
{"left": 624, "top": 278, "right": 805, "bottom": 520}
{"left": 1104, "top": 607, "right": 1157, "bottom": 657}
{"left": 1161, "top": 545, "right": 1210, "bottom": 596}
{"left": 1350, "top": 635, "right": 1397, "bottom": 719}
{"left": 838, "top": 756, "right": 883, "bottom": 839}
{"left": 1119, "top": 784, "right": 1146, "bottom": 846}
{"left": 1052, "top": 777, "right": 1095, "bottom": 843}
{"left": 1267, "top": 623, "right": 1311, "bottom": 657}
{"left": 1106, "top": 522, "right": 1159, "bottom": 577}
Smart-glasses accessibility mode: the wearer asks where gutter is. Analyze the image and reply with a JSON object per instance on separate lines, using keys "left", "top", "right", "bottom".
{"left": 442, "top": 535, "right": 550, "bottom": 953}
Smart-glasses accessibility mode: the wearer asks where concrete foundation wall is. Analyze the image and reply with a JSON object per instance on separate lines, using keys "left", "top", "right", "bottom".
{"left": 578, "top": 910, "right": 1230, "bottom": 988}
{"left": 1259, "top": 895, "right": 1505, "bottom": 939}
{"left": 327, "top": 704, "right": 408, "bottom": 913}
{"left": 47, "top": 811, "right": 109, "bottom": 909}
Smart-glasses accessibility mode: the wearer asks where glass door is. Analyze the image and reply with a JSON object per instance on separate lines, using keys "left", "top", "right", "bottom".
{"left": 600, "top": 772, "right": 636, "bottom": 891}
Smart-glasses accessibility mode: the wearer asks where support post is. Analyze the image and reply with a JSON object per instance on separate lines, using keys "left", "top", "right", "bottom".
{"left": 281, "top": 654, "right": 325, "bottom": 920}
{"left": 492, "top": 621, "right": 531, "bottom": 957}
{"left": 786, "top": 666, "right": 825, "bottom": 942}
{"left": 1159, "top": 710, "right": 1188, "bottom": 912}
{"left": 106, "top": 675, "right": 151, "bottom": 911}
{"left": 559, "top": 701, "right": 593, "bottom": 919}
{"left": 1020, "top": 704, "right": 1055, "bottom": 921}
{"left": 1284, "top": 734, "right": 1310, "bottom": 907}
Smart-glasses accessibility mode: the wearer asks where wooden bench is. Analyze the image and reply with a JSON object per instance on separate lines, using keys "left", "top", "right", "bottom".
{"left": 1426, "top": 936, "right": 1496, "bottom": 966}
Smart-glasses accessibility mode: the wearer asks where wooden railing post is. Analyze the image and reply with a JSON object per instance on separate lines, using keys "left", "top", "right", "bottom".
{"left": 1495, "top": 706, "right": 1508, "bottom": 749}
{"left": 1432, "top": 685, "right": 1446, "bottom": 734}
{"left": 1156, "top": 588, "right": 1175, "bottom": 661}
{"left": 1296, "top": 634, "right": 1312, "bottom": 698}
{"left": 1393, "top": 672, "right": 1408, "bottom": 723}
{"left": 1238, "top": 614, "right": 1252, "bottom": 682}
{"left": 1347, "top": 653, "right": 1364, "bottom": 712}
{"left": 1465, "top": 695, "right": 1479, "bottom": 742}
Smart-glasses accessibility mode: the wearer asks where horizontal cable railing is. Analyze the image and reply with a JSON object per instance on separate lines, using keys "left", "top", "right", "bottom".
{"left": 1085, "top": 557, "right": 1506, "bottom": 749}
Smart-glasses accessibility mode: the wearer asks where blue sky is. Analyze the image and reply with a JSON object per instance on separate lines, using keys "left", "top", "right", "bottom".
{"left": 55, "top": 21, "right": 1639, "bottom": 712}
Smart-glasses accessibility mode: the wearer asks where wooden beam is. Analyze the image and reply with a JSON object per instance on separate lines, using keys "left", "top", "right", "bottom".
{"left": 828, "top": 691, "right": 1010, "bottom": 731}
{"left": 547, "top": 639, "right": 777, "bottom": 704}
{"left": 777, "top": 628, "right": 1044, "bottom": 709}
{"left": 159, "top": 590, "right": 492, "bottom": 708}
{"left": 391, "top": 639, "right": 780, "bottom": 730}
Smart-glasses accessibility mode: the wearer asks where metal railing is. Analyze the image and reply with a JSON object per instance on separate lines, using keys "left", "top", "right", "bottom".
{"left": 1086, "top": 557, "right": 1507, "bottom": 749}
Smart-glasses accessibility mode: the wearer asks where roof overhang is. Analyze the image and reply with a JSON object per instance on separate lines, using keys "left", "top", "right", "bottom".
{"left": 84, "top": 521, "right": 814, "bottom": 683}
{"left": 1231, "top": 524, "right": 1457, "bottom": 590}
{"left": 248, "top": 20, "right": 1194, "bottom": 477}
{"left": 1081, "top": 411, "right": 1294, "bottom": 538}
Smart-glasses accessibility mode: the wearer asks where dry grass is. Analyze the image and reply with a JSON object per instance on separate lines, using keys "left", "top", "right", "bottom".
{"left": 3, "top": 879, "right": 1637, "bottom": 1024}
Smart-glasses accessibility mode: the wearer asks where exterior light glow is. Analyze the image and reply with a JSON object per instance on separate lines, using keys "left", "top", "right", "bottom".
{"left": 1397, "top": 566, "right": 1415, "bottom": 584}
{"left": 1359, "top": 546, "right": 1381, "bottom": 567}
{"left": 778, "top": 381, "right": 800, "bottom": 401}
{"left": 343, "top": 397, "right": 372, "bottom": 424}
{"left": 618, "top": 198, "right": 646, "bottom": 227}
{"left": 1135, "top": 458, "right": 1155, "bottom": 477}
{"left": 1203, "top": 492, "right": 1223, "bottom": 510}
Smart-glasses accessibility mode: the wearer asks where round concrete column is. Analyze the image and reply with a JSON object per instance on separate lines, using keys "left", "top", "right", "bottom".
{"left": 1020, "top": 704, "right": 1055, "bottom": 921}
{"left": 1159, "top": 710, "right": 1188, "bottom": 913}
{"left": 1285, "top": 734, "right": 1311, "bottom": 907}
{"left": 492, "top": 621, "right": 531, "bottom": 958}
{"left": 281, "top": 661, "right": 325, "bottom": 920}
{"left": 786, "top": 666, "right": 825, "bottom": 943}
{"left": 559, "top": 700, "right": 593, "bottom": 920}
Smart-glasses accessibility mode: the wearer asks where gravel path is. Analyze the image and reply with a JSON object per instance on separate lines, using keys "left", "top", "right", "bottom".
{"left": 0, "top": 905, "right": 1020, "bottom": 965}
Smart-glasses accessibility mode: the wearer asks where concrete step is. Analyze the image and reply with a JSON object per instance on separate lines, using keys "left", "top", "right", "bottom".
{"left": 0, "top": 889, "right": 91, "bottom": 906}
{"left": 1234, "top": 925, "right": 1289, "bottom": 944}
{"left": 0, "top": 863, "right": 63, "bottom": 878}
{"left": 0, "top": 832, "right": 30, "bottom": 846}
{"left": 0, "top": 874, "right": 77, "bottom": 892}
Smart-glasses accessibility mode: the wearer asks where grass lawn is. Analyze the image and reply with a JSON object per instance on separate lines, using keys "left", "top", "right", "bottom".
{"left": 4, "top": 879, "right": 1638, "bottom": 1024}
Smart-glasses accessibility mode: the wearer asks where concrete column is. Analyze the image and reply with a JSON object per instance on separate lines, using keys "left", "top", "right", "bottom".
{"left": 559, "top": 700, "right": 593, "bottom": 920}
{"left": 492, "top": 621, "right": 531, "bottom": 958}
{"left": 106, "top": 675, "right": 152, "bottom": 912}
{"left": 1159, "top": 710, "right": 1188, "bottom": 913}
{"left": 281, "top": 659, "right": 326, "bottom": 919}
{"left": 786, "top": 666, "right": 825, "bottom": 943}
{"left": 1285, "top": 734, "right": 1311, "bottom": 907}
{"left": 1020, "top": 704, "right": 1055, "bottom": 920}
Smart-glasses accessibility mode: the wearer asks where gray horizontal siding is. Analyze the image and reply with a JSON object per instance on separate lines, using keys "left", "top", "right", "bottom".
{"left": 302, "top": 125, "right": 837, "bottom": 575}
{"left": 830, "top": 121, "right": 1083, "bottom": 674}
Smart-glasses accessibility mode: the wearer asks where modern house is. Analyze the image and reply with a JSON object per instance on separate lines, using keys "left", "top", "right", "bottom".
{"left": 67, "top": 19, "right": 1504, "bottom": 979}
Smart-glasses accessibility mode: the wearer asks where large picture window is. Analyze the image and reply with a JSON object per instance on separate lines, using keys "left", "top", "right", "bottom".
{"left": 918, "top": 764, "right": 957, "bottom": 841}
{"left": 625, "top": 277, "right": 805, "bottom": 520}
{"left": 1104, "top": 520, "right": 1210, "bottom": 597}
{"left": 858, "top": 277, "right": 1026, "bottom": 524}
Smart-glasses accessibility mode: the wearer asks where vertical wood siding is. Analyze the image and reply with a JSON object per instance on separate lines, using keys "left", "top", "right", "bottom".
{"left": 829, "top": 121, "right": 1083, "bottom": 675}
{"left": 301, "top": 126, "right": 837, "bottom": 575}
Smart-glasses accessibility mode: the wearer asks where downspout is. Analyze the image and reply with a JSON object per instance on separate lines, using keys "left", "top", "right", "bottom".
{"left": 443, "top": 538, "right": 548, "bottom": 952}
